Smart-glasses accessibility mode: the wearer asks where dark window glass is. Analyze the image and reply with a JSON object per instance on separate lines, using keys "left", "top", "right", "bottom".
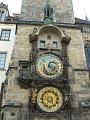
{"left": 1, "top": 113, "right": 4, "bottom": 120}
{"left": 11, "top": 112, "right": 15, "bottom": 116}
{"left": 0, "top": 29, "right": 11, "bottom": 40}
{"left": 0, "top": 11, "right": 2, "bottom": 19}
{"left": 2, "top": 11, "right": 4, "bottom": 14}
{"left": 0, "top": 11, "right": 4, "bottom": 20}
{"left": 85, "top": 44, "right": 90, "bottom": 68}
{"left": 47, "top": 10, "right": 50, "bottom": 17}
{"left": 47, "top": 35, "right": 51, "bottom": 40}
{"left": 52, "top": 41, "right": 58, "bottom": 48}
{"left": 0, "top": 53, "right": 6, "bottom": 69}
{"left": 40, "top": 41, "right": 45, "bottom": 48}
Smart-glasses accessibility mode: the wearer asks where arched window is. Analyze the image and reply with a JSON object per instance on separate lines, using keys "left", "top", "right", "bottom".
{"left": 84, "top": 43, "right": 90, "bottom": 68}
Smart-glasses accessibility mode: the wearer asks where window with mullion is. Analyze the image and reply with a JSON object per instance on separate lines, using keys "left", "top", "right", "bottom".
{"left": 0, "top": 29, "right": 11, "bottom": 41}
{"left": 0, "top": 53, "right": 6, "bottom": 69}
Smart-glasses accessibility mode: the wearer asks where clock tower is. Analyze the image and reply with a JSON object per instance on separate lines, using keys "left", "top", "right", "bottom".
{"left": 21, "top": 0, "right": 75, "bottom": 23}
{"left": 1, "top": 0, "right": 90, "bottom": 119}
{"left": 3, "top": 0, "right": 89, "bottom": 120}
{"left": 24, "top": 24, "right": 71, "bottom": 120}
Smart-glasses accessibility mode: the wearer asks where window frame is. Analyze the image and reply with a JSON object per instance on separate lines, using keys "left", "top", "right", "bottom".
{"left": 40, "top": 40, "right": 45, "bottom": 48}
{"left": 0, "top": 52, "right": 7, "bottom": 69}
{"left": 82, "top": 26, "right": 90, "bottom": 33}
{"left": 84, "top": 43, "right": 90, "bottom": 69}
{"left": 11, "top": 112, "right": 15, "bottom": 116}
{"left": 52, "top": 41, "right": 58, "bottom": 48}
{"left": 0, "top": 29, "right": 11, "bottom": 41}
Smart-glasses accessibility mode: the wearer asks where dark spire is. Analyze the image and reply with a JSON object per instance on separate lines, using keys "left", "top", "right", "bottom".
{"left": 84, "top": 9, "right": 89, "bottom": 21}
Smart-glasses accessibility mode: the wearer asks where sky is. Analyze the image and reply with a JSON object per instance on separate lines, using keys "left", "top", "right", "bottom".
{"left": 0, "top": 0, "right": 90, "bottom": 20}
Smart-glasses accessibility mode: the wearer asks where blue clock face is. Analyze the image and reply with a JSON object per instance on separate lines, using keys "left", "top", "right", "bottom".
{"left": 36, "top": 53, "right": 63, "bottom": 79}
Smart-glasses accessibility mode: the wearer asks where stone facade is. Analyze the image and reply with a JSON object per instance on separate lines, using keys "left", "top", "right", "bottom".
{"left": 0, "top": 0, "right": 90, "bottom": 120}
{"left": 0, "top": 22, "right": 90, "bottom": 120}
{"left": 21, "top": 0, "right": 75, "bottom": 23}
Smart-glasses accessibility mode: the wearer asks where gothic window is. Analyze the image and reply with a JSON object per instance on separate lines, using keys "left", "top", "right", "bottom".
{"left": 84, "top": 43, "right": 90, "bottom": 68}
{"left": 44, "top": 1, "right": 53, "bottom": 22}
{"left": 52, "top": 41, "right": 58, "bottom": 48}
{"left": 40, "top": 41, "right": 45, "bottom": 48}
{"left": 0, "top": 53, "right": 7, "bottom": 69}
{"left": 0, "top": 29, "right": 11, "bottom": 41}
{"left": 47, "top": 9, "right": 50, "bottom": 17}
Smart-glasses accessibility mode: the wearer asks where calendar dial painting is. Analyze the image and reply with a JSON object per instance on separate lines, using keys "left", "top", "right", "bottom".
{"left": 37, "top": 87, "right": 63, "bottom": 112}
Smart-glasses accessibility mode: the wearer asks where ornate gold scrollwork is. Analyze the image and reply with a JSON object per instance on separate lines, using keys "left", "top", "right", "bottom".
{"left": 37, "top": 87, "right": 63, "bottom": 112}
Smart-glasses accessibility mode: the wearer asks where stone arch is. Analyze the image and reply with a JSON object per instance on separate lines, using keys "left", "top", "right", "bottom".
{"left": 30, "top": 24, "right": 71, "bottom": 46}
{"left": 36, "top": 24, "right": 71, "bottom": 45}
{"left": 37, "top": 24, "right": 63, "bottom": 39}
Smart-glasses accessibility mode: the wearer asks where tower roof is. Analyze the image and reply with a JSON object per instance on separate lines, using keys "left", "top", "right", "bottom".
{"left": 0, "top": 2, "right": 8, "bottom": 10}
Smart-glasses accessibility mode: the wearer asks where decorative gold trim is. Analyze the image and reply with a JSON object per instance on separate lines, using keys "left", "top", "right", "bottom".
{"left": 37, "top": 87, "right": 63, "bottom": 112}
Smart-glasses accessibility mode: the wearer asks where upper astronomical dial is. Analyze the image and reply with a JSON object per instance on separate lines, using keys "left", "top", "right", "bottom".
{"left": 36, "top": 53, "right": 63, "bottom": 79}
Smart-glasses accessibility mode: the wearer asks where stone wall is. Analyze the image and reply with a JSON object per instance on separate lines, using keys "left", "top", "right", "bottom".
{"left": 21, "top": 0, "right": 75, "bottom": 23}
{"left": 1, "top": 24, "right": 90, "bottom": 119}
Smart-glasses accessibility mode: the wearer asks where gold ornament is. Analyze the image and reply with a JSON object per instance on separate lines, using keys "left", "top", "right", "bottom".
{"left": 37, "top": 87, "right": 63, "bottom": 112}
{"left": 31, "top": 89, "right": 37, "bottom": 103}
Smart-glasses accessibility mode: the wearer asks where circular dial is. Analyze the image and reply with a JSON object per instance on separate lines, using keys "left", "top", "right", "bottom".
{"left": 37, "top": 87, "right": 63, "bottom": 112}
{"left": 36, "top": 53, "right": 63, "bottom": 79}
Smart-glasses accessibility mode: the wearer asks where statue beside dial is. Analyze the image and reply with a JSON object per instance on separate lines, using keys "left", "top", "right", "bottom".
{"left": 36, "top": 53, "right": 63, "bottom": 79}
{"left": 37, "top": 87, "right": 63, "bottom": 112}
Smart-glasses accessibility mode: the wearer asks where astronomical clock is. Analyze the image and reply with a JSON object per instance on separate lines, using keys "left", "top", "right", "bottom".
{"left": 18, "top": 25, "right": 71, "bottom": 120}
{"left": 36, "top": 53, "right": 63, "bottom": 79}
{"left": 28, "top": 50, "right": 71, "bottom": 115}
{"left": 35, "top": 53, "right": 64, "bottom": 113}
{"left": 27, "top": 25, "right": 71, "bottom": 120}
{"left": 37, "top": 86, "right": 63, "bottom": 112}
